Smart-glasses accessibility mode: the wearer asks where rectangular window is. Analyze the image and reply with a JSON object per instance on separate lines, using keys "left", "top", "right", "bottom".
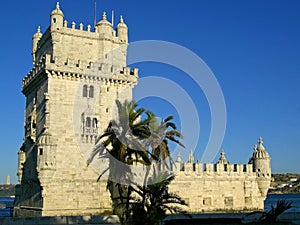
{"left": 224, "top": 197, "right": 233, "bottom": 207}
{"left": 203, "top": 197, "right": 212, "bottom": 206}
{"left": 39, "top": 148, "right": 44, "bottom": 155}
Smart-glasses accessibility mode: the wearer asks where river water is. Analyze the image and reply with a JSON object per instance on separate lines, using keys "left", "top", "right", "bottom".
{"left": 0, "top": 194, "right": 300, "bottom": 217}
{"left": 264, "top": 193, "right": 300, "bottom": 213}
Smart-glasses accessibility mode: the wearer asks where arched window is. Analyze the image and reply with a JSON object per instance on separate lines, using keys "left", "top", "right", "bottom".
{"left": 83, "top": 85, "right": 88, "bottom": 97}
{"left": 92, "top": 118, "right": 98, "bottom": 128}
{"left": 89, "top": 85, "right": 94, "bottom": 98}
{"left": 86, "top": 117, "right": 91, "bottom": 127}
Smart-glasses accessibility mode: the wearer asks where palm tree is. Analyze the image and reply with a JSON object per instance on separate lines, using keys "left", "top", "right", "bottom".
{"left": 88, "top": 100, "right": 186, "bottom": 225}
{"left": 146, "top": 114, "right": 184, "bottom": 170}
{"left": 88, "top": 99, "right": 154, "bottom": 224}
{"left": 258, "top": 199, "right": 293, "bottom": 223}
{"left": 129, "top": 172, "right": 187, "bottom": 225}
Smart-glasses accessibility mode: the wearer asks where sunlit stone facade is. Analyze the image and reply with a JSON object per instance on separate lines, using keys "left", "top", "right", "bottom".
{"left": 14, "top": 3, "right": 271, "bottom": 216}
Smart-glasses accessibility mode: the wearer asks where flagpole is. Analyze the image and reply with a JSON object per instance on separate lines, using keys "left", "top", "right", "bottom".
{"left": 94, "top": 0, "right": 97, "bottom": 28}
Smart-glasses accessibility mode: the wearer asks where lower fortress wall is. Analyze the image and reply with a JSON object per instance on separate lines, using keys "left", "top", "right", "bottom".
{"left": 14, "top": 161, "right": 269, "bottom": 216}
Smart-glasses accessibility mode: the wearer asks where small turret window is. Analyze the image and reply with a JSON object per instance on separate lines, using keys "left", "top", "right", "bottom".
{"left": 89, "top": 86, "right": 94, "bottom": 98}
{"left": 53, "top": 18, "right": 57, "bottom": 23}
{"left": 83, "top": 85, "right": 88, "bottom": 97}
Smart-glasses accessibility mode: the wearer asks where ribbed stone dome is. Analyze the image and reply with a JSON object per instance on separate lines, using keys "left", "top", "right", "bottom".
{"left": 253, "top": 149, "right": 270, "bottom": 158}
{"left": 38, "top": 131, "right": 52, "bottom": 145}
{"left": 253, "top": 137, "right": 270, "bottom": 158}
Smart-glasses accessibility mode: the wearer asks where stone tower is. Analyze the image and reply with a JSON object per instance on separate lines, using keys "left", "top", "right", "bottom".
{"left": 14, "top": 3, "right": 138, "bottom": 216}
{"left": 6, "top": 175, "right": 10, "bottom": 185}
{"left": 250, "top": 137, "right": 271, "bottom": 197}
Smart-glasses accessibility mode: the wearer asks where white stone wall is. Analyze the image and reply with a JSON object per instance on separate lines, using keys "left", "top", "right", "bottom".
{"left": 170, "top": 163, "right": 265, "bottom": 212}
{"left": 15, "top": 4, "right": 270, "bottom": 216}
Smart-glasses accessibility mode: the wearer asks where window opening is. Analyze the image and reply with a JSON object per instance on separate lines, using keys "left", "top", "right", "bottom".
{"left": 89, "top": 86, "right": 94, "bottom": 98}
{"left": 92, "top": 118, "right": 98, "bottom": 128}
{"left": 86, "top": 117, "right": 91, "bottom": 127}
{"left": 83, "top": 85, "right": 88, "bottom": 97}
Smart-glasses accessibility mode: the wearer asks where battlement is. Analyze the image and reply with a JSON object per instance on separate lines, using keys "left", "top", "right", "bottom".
{"left": 32, "top": 3, "right": 128, "bottom": 69}
{"left": 22, "top": 54, "right": 138, "bottom": 93}
{"left": 174, "top": 161, "right": 254, "bottom": 175}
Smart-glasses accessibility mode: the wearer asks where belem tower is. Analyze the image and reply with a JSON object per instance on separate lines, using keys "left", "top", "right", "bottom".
{"left": 14, "top": 3, "right": 271, "bottom": 216}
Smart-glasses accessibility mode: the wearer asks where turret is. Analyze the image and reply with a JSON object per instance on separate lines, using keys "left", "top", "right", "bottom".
{"left": 174, "top": 151, "right": 183, "bottom": 172}
{"left": 32, "top": 26, "right": 43, "bottom": 64}
{"left": 251, "top": 137, "right": 271, "bottom": 197}
{"left": 17, "top": 146, "right": 26, "bottom": 183}
{"left": 37, "top": 129, "right": 57, "bottom": 183}
{"left": 188, "top": 150, "right": 194, "bottom": 163}
{"left": 50, "top": 2, "right": 64, "bottom": 31}
{"left": 217, "top": 149, "right": 229, "bottom": 164}
{"left": 95, "top": 12, "right": 113, "bottom": 37}
{"left": 117, "top": 16, "right": 128, "bottom": 43}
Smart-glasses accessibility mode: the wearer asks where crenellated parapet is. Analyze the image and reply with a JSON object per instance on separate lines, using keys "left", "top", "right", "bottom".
{"left": 172, "top": 143, "right": 271, "bottom": 187}
{"left": 22, "top": 54, "right": 138, "bottom": 93}
{"left": 32, "top": 3, "right": 129, "bottom": 64}
{"left": 174, "top": 160, "right": 254, "bottom": 176}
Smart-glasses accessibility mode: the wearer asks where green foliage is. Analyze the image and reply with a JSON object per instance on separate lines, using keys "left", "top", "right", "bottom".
{"left": 145, "top": 113, "right": 184, "bottom": 170}
{"left": 89, "top": 100, "right": 186, "bottom": 225}
{"left": 0, "top": 185, "right": 15, "bottom": 197}
{"left": 258, "top": 199, "right": 293, "bottom": 223}
{"left": 129, "top": 172, "right": 187, "bottom": 225}
{"left": 269, "top": 174, "right": 300, "bottom": 194}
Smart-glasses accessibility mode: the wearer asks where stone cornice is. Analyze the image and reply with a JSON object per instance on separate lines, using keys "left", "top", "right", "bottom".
{"left": 22, "top": 54, "right": 138, "bottom": 94}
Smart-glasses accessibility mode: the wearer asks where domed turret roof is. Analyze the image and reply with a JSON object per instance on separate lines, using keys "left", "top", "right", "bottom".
{"left": 117, "top": 16, "right": 127, "bottom": 28}
{"left": 51, "top": 2, "right": 64, "bottom": 17}
{"left": 38, "top": 130, "right": 53, "bottom": 145}
{"left": 96, "top": 12, "right": 112, "bottom": 27}
{"left": 33, "top": 26, "right": 42, "bottom": 38}
{"left": 253, "top": 137, "right": 270, "bottom": 158}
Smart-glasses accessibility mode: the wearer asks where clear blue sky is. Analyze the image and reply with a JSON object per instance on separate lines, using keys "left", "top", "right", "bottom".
{"left": 0, "top": 0, "right": 299, "bottom": 184}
